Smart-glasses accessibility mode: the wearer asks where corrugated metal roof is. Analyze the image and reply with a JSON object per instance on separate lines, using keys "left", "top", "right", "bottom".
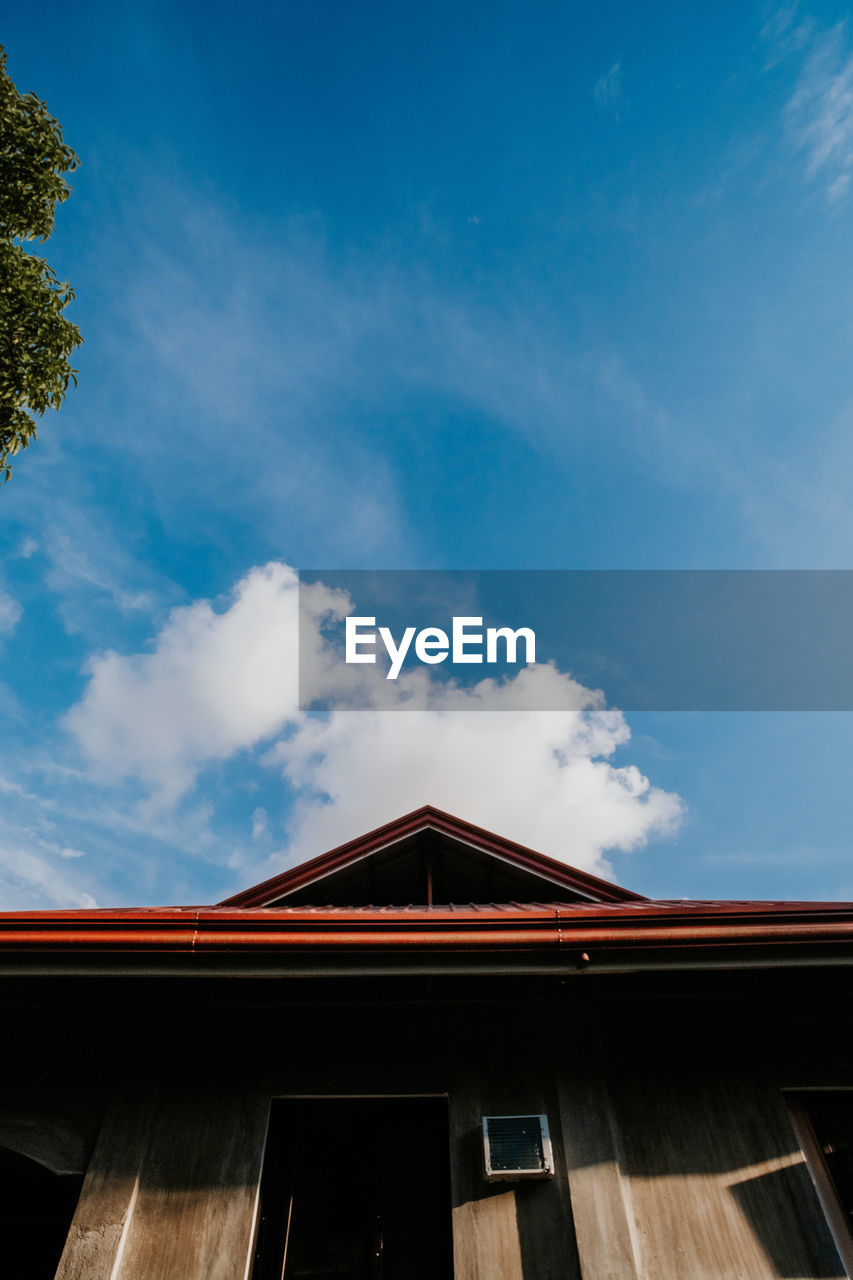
{"left": 2, "top": 898, "right": 853, "bottom": 967}
{"left": 3, "top": 898, "right": 853, "bottom": 920}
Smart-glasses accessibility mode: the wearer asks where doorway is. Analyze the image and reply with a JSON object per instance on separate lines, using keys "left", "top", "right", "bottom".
{"left": 0, "top": 1146, "right": 83, "bottom": 1279}
{"left": 251, "top": 1097, "right": 454, "bottom": 1280}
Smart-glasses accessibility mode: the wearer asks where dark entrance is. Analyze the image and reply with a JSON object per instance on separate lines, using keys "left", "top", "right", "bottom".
{"left": 0, "top": 1147, "right": 83, "bottom": 1279}
{"left": 252, "top": 1097, "right": 454, "bottom": 1280}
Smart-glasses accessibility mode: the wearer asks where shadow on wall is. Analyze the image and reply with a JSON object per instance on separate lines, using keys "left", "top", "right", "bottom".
{"left": 452, "top": 1103, "right": 581, "bottom": 1280}
{"left": 570, "top": 1064, "right": 845, "bottom": 1280}
{"left": 731, "top": 1165, "right": 844, "bottom": 1280}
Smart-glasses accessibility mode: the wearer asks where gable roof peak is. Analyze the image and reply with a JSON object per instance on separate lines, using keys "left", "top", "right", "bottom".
{"left": 219, "top": 806, "right": 645, "bottom": 909}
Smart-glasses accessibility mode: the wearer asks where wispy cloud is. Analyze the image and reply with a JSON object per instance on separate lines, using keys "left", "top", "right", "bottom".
{"left": 770, "top": 10, "right": 853, "bottom": 202}
{"left": 0, "top": 592, "right": 22, "bottom": 635}
{"left": 0, "top": 834, "right": 97, "bottom": 911}
{"left": 0, "top": 770, "right": 95, "bottom": 908}
{"left": 594, "top": 61, "right": 622, "bottom": 117}
{"left": 0, "top": 755, "right": 229, "bottom": 909}
{"left": 44, "top": 534, "right": 156, "bottom": 618}
{"left": 5, "top": 159, "right": 729, "bottom": 584}
{"left": 761, "top": 5, "right": 815, "bottom": 69}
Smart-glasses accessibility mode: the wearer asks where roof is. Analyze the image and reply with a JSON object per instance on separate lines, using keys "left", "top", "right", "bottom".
{"left": 1, "top": 808, "right": 852, "bottom": 975}
{"left": 219, "top": 805, "right": 645, "bottom": 907}
{"left": 2, "top": 899, "right": 853, "bottom": 974}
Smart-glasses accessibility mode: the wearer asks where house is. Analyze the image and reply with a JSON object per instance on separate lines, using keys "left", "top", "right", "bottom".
{"left": 1, "top": 805, "right": 853, "bottom": 1280}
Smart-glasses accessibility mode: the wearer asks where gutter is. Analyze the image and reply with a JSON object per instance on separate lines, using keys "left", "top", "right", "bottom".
{"left": 1, "top": 903, "right": 853, "bottom": 972}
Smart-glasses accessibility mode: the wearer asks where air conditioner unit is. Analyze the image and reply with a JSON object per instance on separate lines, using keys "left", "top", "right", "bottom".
{"left": 482, "top": 1114, "right": 554, "bottom": 1181}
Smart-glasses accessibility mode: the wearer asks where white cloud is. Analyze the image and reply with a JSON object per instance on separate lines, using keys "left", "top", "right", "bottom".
{"left": 66, "top": 562, "right": 682, "bottom": 881}
{"left": 0, "top": 591, "right": 22, "bottom": 635}
{"left": 66, "top": 562, "right": 301, "bottom": 805}
{"left": 270, "top": 698, "right": 680, "bottom": 877}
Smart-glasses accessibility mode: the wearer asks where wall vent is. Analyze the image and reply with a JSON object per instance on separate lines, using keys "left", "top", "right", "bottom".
{"left": 482, "top": 1114, "right": 554, "bottom": 1180}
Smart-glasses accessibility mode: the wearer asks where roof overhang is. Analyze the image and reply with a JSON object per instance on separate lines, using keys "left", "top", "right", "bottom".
{"left": 3, "top": 900, "right": 853, "bottom": 978}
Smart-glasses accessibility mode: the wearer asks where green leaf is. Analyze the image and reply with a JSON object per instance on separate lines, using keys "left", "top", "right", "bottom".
{"left": 0, "top": 44, "right": 82, "bottom": 482}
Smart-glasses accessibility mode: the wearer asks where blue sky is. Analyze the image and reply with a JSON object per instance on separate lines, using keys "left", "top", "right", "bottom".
{"left": 4, "top": 1, "right": 853, "bottom": 907}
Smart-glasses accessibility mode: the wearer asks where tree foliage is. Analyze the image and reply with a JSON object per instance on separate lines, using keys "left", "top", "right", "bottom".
{"left": 0, "top": 45, "right": 81, "bottom": 481}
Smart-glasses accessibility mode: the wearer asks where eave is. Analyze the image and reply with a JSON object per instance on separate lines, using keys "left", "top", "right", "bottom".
{"left": 2, "top": 900, "right": 853, "bottom": 978}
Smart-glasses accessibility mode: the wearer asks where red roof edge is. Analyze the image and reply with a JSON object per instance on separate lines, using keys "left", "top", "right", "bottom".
{"left": 3, "top": 901, "right": 853, "bottom": 961}
{"left": 218, "top": 805, "right": 646, "bottom": 907}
